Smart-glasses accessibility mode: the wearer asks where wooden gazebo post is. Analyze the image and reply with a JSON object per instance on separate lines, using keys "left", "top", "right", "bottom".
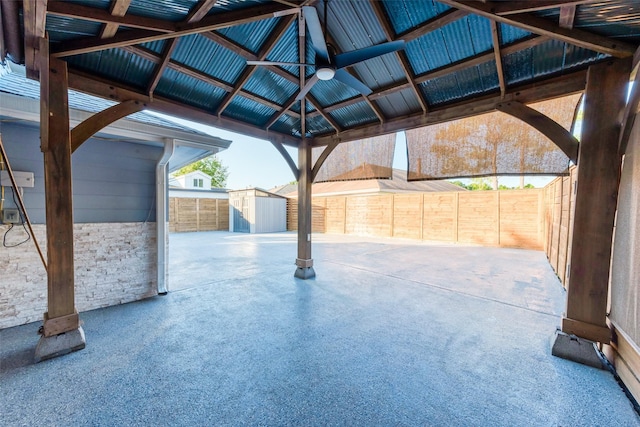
{"left": 295, "top": 136, "right": 315, "bottom": 279}
{"left": 35, "top": 39, "right": 85, "bottom": 362}
{"left": 552, "top": 58, "right": 631, "bottom": 367}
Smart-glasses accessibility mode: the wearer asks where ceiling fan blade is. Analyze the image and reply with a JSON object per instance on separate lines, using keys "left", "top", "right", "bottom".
{"left": 302, "top": 6, "right": 330, "bottom": 63}
{"left": 334, "top": 69, "right": 372, "bottom": 97}
{"left": 295, "top": 74, "right": 320, "bottom": 102}
{"left": 247, "top": 60, "right": 313, "bottom": 67}
{"left": 334, "top": 40, "right": 406, "bottom": 69}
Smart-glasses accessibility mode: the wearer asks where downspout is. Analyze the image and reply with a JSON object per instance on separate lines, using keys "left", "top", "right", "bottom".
{"left": 156, "top": 138, "right": 174, "bottom": 294}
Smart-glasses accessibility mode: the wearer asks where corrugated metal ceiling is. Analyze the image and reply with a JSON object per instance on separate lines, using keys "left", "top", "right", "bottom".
{"left": 11, "top": 0, "right": 640, "bottom": 144}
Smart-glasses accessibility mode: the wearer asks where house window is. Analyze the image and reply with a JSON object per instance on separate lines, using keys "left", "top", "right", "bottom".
{"left": 193, "top": 178, "right": 204, "bottom": 188}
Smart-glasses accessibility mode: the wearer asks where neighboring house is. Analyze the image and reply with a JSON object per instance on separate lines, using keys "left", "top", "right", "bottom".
{"left": 0, "top": 67, "right": 231, "bottom": 328}
{"left": 283, "top": 168, "right": 466, "bottom": 198}
{"left": 172, "top": 170, "right": 213, "bottom": 190}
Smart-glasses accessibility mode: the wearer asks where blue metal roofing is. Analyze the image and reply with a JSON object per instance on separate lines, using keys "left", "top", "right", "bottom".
{"left": 14, "top": 0, "right": 640, "bottom": 144}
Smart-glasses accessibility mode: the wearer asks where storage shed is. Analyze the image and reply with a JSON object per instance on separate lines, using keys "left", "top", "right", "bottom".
{"left": 228, "top": 188, "right": 287, "bottom": 234}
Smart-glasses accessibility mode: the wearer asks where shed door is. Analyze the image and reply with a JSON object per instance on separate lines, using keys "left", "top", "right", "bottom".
{"left": 233, "top": 197, "right": 250, "bottom": 233}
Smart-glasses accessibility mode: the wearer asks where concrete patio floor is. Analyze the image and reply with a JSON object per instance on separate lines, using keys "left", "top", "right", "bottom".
{"left": 1, "top": 231, "right": 639, "bottom": 426}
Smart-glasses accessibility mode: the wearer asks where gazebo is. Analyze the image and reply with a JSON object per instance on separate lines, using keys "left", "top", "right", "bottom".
{"left": 1, "top": 0, "right": 639, "bottom": 402}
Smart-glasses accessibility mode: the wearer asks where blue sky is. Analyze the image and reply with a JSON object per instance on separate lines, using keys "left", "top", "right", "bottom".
{"left": 154, "top": 112, "right": 555, "bottom": 190}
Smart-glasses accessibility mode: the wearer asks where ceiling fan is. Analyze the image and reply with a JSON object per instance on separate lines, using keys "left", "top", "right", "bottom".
{"left": 247, "top": 3, "right": 405, "bottom": 101}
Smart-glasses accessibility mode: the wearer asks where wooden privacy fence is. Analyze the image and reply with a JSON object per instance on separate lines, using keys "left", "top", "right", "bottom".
{"left": 287, "top": 189, "right": 546, "bottom": 249}
{"left": 169, "top": 198, "right": 229, "bottom": 232}
{"left": 543, "top": 167, "right": 577, "bottom": 288}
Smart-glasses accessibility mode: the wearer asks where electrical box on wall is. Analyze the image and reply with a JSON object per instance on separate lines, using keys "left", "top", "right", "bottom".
{"left": 0, "top": 171, "right": 35, "bottom": 188}
{"left": 2, "top": 208, "right": 20, "bottom": 224}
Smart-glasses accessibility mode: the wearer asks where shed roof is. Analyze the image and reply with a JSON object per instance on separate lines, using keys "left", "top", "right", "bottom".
{"left": 3, "top": 1, "right": 638, "bottom": 150}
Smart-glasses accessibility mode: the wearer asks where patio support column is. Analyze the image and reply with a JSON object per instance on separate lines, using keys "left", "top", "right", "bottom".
{"left": 551, "top": 58, "right": 630, "bottom": 367}
{"left": 295, "top": 137, "right": 315, "bottom": 279}
{"left": 35, "top": 40, "right": 85, "bottom": 362}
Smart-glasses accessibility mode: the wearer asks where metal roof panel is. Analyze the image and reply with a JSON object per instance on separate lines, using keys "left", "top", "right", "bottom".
{"left": 172, "top": 34, "right": 245, "bottom": 85}
{"left": 223, "top": 95, "right": 277, "bottom": 127}
{"left": 330, "top": 103, "right": 379, "bottom": 129}
{"left": 156, "top": 68, "right": 226, "bottom": 110}
{"left": 46, "top": 15, "right": 102, "bottom": 42}
{"left": 382, "top": 0, "right": 451, "bottom": 36}
{"left": 243, "top": 68, "right": 299, "bottom": 105}
{"left": 375, "top": 89, "right": 423, "bottom": 117}
{"left": 216, "top": 17, "right": 280, "bottom": 53}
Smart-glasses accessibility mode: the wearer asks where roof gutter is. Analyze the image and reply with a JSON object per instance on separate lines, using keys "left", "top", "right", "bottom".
{"left": 0, "top": 0, "right": 24, "bottom": 64}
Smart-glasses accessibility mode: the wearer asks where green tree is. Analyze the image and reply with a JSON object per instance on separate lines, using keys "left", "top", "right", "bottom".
{"left": 175, "top": 155, "right": 229, "bottom": 188}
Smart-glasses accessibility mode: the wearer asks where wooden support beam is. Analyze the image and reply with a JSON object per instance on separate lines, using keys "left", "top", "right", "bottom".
{"left": 438, "top": 1, "right": 636, "bottom": 58}
{"left": 270, "top": 140, "right": 299, "bottom": 181}
{"left": 415, "top": 35, "right": 549, "bottom": 84}
{"left": 491, "top": 20, "right": 506, "bottom": 98}
{"left": 40, "top": 44, "right": 79, "bottom": 335}
{"left": 67, "top": 70, "right": 300, "bottom": 147}
{"left": 496, "top": 101, "right": 579, "bottom": 163}
{"left": 22, "top": 0, "right": 47, "bottom": 79}
{"left": 295, "top": 136, "right": 315, "bottom": 279}
{"left": 398, "top": 9, "right": 468, "bottom": 43}
{"left": 147, "top": 38, "right": 179, "bottom": 98}
{"left": 562, "top": 58, "right": 631, "bottom": 343}
{"left": 487, "top": 0, "right": 597, "bottom": 16}
{"left": 311, "top": 139, "right": 340, "bottom": 182}
{"left": 51, "top": 3, "right": 299, "bottom": 57}
{"left": 307, "top": 96, "right": 342, "bottom": 133}
{"left": 70, "top": 100, "right": 146, "bottom": 153}
{"left": 618, "top": 48, "right": 640, "bottom": 155}
{"left": 100, "top": 0, "right": 132, "bottom": 38}
{"left": 559, "top": 5, "right": 577, "bottom": 29}
{"left": 185, "top": 0, "right": 218, "bottom": 24}
{"left": 48, "top": 1, "right": 174, "bottom": 33}
{"left": 313, "top": 69, "right": 586, "bottom": 146}
{"left": 216, "top": 14, "right": 296, "bottom": 116}
{"left": 122, "top": 45, "right": 299, "bottom": 117}
{"left": 265, "top": 93, "right": 299, "bottom": 130}
{"left": 369, "top": 0, "right": 428, "bottom": 113}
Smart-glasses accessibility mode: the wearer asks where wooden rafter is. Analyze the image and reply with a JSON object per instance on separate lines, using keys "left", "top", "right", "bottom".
{"left": 201, "top": 31, "right": 258, "bottom": 60}
{"left": 185, "top": 0, "right": 218, "bottom": 24}
{"left": 364, "top": 96, "right": 386, "bottom": 124}
{"left": 490, "top": 20, "right": 506, "bottom": 98}
{"left": 147, "top": 39, "right": 178, "bottom": 98}
{"left": 487, "top": 0, "right": 598, "bottom": 16}
{"left": 438, "top": 0, "right": 636, "bottom": 58}
{"left": 398, "top": 9, "right": 468, "bottom": 42}
{"left": 100, "top": 0, "right": 132, "bottom": 38}
{"left": 121, "top": 45, "right": 300, "bottom": 118}
{"left": 66, "top": 70, "right": 300, "bottom": 147}
{"left": 47, "top": 1, "right": 174, "bottom": 33}
{"left": 50, "top": 2, "right": 299, "bottom": 57}
{"left": 265, "top": 93, "right": 299, "bottom": 130}
{"left": 559, "top": 5, "right": 577, "bottom": 29}
{"left": 307, "top": 96, "right": 341, "bottom": 133}
{"left": 216, "top": 14, "right": 297, "bottom": 116}
{"left": 414, "top": 35, "right": 549, "bottom": 84}
{"left": 312, "top": 69, "right": 587, "bottom": 146}
{"left": 305, "top": 35, "right": 550, "bottom": 118}
{"left": 369, "top": 0, "right": 428, "bottom": 113}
